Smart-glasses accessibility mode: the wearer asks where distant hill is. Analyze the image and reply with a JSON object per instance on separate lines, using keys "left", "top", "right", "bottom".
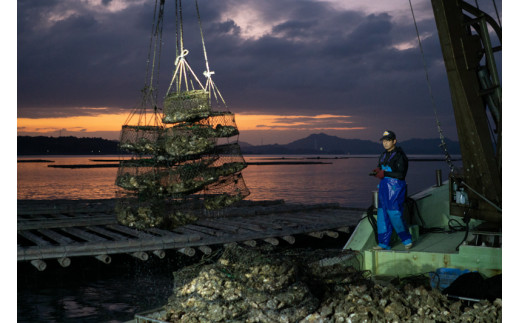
{"left": 240, "top": 133, "right": 460, "bottom": 155}
{"left": 17, "top": 134, "right": 460, "bottom": 155}
{"left": 285, "top": 133, "right": 380, "bottom": 154}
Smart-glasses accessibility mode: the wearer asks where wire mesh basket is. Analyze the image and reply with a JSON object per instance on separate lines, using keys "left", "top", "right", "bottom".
{"left": 199, "top": 111, "right": 239, "bottom": 138}
{"left": 115, "top": 159, "right": 165, "bottom": 194}
{"left": 203, "top": 173, "right": 250, "bottom": 210}
{"left": 157, "top": 158, "right": 221, "bottom": 195}
{"left": 119, "top": 125, "right": 165, "bottom": 155}
{"left": 204, "top": 143, "right": 247, "bottom": 178}
{"left": 115, "top": 191, "right": 201, "bottom": 229}
{"left": 162, "top": 90, "right": 211, "bottom": 123}
{"left": 163, "top": 124, "right": 217, "bottom": 157}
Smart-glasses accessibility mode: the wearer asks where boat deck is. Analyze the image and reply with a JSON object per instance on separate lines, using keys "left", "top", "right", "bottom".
{"left": 385, "top": 231, "right": 466, "bottom": 253}
{"left": 17, "top": 199, "right": 362, "bottom": 271}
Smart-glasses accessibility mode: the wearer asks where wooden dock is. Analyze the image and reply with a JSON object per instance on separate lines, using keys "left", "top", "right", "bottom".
{"left": 17, "top": 199, "right": 363, "bottom": 271}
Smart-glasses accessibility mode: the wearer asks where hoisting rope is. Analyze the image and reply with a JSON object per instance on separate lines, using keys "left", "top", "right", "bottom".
{"left": 408, "top": 0, "right": 456, "bottom": 173}
{"left": 410, "top": 0, "right": 502, "bottom": 213}
{"left": 124, "top": 0, "right": 165, "bottom": 128}
{"left": 491, "top": 0, "right": 502, "bottom": 27}
{"left": 195, "top": 0, "right": 227, "bottom": 107}
{"left": 166, "top": 0, "right": 205, "bottom": 96}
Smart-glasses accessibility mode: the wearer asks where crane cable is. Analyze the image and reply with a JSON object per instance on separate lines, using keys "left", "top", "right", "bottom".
{"left": 167, "top": 0, "right": 205, "bottom": 95}
{"left": 124, "top": 0, "right": 165, "bottom": 127}
{"left": 408, "top": 0, "right": 456, "bottom": 173}
{"left": 195, "top": 0, "right": 227, "bottom": 107}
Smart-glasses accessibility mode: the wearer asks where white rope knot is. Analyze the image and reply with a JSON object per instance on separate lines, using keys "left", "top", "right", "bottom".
{"left": 174, "top": 49, "right": 189, "bottom": 65}
{"left": 203, "top": 70, "right": 215, "bottom": 78}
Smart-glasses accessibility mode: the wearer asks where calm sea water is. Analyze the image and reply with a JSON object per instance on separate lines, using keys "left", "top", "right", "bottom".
{"left": 17, "top": 155, "right": 456, "bottom": 207}
{"left": 17, "top": 154, "right": 458, "bottom": 322}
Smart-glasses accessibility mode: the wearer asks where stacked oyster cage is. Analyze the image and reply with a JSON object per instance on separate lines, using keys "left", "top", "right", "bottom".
{"left": 115, "top": 89, "right": 249, "bottom": 230}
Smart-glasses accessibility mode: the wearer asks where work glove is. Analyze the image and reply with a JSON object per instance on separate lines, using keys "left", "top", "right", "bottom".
{"left": 369, "top": 168, "right": 380, "bottom": 176}
{"left": 375, "top": 168, "right": 385, "bottom": 179}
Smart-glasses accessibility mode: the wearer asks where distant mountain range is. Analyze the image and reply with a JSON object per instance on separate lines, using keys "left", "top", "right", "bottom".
{"left": 239, "top": 133, "right": 460, "bottom": 155}
{"left": 17, "top": 133, "right": 460, "bottom": 155}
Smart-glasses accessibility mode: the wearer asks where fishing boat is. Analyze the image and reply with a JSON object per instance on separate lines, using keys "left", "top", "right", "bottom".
{"left": 125, "top": 0, "right": 502, "bottom": 321}
{"left": 344, "top": 0, "right": 502, "bottom": 294}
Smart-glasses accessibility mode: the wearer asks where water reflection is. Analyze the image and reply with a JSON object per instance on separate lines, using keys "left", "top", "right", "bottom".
{"left": 17, "top": 255, "right": 183, "bottom": 322}
{"left": 17, "top": 156, "right": 120, "bottom": 200}
{"left": 17, "top": 155, "right": 458, "bottom": 321}
{"left": 17, "top": 155, "right": 457, "bottom": 208}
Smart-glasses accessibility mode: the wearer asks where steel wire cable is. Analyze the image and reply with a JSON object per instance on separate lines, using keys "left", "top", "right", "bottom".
{"left": 408, "top": 0, "right": 456, "bottom": 173}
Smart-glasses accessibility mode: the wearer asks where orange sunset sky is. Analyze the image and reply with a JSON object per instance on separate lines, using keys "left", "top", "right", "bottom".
{"left": 17, "top": 113, "right": 367, "bottom": 145}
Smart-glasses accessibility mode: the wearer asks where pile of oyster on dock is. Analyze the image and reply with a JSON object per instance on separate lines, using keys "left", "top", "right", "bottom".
{"left": 144, "top": 245, "right": 501, "bottom": 323}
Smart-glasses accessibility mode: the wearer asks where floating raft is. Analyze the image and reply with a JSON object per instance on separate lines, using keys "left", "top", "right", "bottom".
{"left": 47, "top": 161, "right": 331, "bottom": 168}
{"left": 17, "top": 199, "right": 362, "bottom": 271}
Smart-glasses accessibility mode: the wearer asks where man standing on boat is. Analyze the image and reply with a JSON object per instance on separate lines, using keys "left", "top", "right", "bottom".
{"left": 371, "top": 130, "right": 413, "bottom": 250}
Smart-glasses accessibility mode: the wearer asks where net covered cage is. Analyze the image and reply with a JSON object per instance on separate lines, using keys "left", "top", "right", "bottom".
{"left": 113, "top": 0, "right": 250, "bottom": 230}
{"left": 198, "top": 111, "right": 240, "bottom": 138}
{"left": 162, "top": 89, "right": 211, "bottom": 123}
{"left": 115, "top": 159, "right": 171, "bottom": 197}
{"left": 162, "top": 123, "right": 217, "bottom": 157}
{"left": 157, "top": 158, "right": 224, "bottom": 196}
{"left": 116, "top": 157, "right": 225, "bottom": 196}
{"left": 203, "top": 173, "right": 250, "bottom": 211}
{"left": 119, "top": 125, "right": 165, "bottom": 155}
{"left": 115, "top": 190, "right": 202, "bottom": 230}
{"left": 204, "top": 143, "right": 247, "bottom": 178}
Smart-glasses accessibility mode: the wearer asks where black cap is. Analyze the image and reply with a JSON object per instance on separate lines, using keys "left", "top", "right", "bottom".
{"left": 380, "top": 130, "right": 396, "bottom": 141}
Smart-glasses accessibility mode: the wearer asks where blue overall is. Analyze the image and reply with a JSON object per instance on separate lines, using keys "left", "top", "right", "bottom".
{"left": 377, "top": 165, "right": 412, "bottom": 249}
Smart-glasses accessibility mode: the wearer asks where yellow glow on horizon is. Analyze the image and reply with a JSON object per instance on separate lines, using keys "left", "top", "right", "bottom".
{"left": 235, "top": 114, "right": 365, "bottom": 131}
{"left": 18, "top": 112, "right": 365, "bottom": 135}
{"left": 18, "top": 113, "right": 130, "bottom": 133}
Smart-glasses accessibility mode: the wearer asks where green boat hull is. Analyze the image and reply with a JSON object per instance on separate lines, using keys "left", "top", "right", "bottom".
{"left": 343, "top": 181, "right": 501, "bottom": 279}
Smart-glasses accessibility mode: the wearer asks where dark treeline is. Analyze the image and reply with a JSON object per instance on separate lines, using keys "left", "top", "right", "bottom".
{"left": 17, "top": 136, "right": 125, "bottom": 155}
{"left": 17, "top": 134, "right": 460, "bottom": 155}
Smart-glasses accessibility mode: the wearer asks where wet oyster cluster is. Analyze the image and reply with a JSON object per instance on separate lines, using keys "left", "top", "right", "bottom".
{"left": 116, "top": 89, "right": 249, "bottom": 230}
{"left": 145, "top": 246, "right": 501, "bottom": 323}
{"left": 115, "top": 199, "right": 199, "bottom": 230}
{"left": 162, "top": 90, "right": 212, "bottom": 123}
{"left": 119, "top": 125, "right": 165, "bottom": 155}
{"left": 163, "top": 127, "right": 216, "bottom": 157}
{"left": 162, "top": 245, "right": 319, "bottom": 322}
{"left": 302, "top": 279, "right": 502, "bottom": 323}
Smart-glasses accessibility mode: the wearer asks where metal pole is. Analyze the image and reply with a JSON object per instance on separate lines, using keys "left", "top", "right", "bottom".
{"left": 436, "top": 169, "right": 443, "bottom": 186}
{"left": 372, "top": 190, "right": 379, "bottom": 209}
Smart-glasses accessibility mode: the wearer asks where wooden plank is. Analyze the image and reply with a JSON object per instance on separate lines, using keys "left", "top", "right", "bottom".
{"left": 143, "top": 228, "right": 197, "bottom": 243}
{"left": 174, "top": 227, "right": 215, "bottom": 239}
{"left": 17, "top": 200, "right": 118, "bottom": 216}
{"left": 38, "top": 229, "right": 75, "bottom": 245}
{"left": 240, "top": 216, "right": 284, "bottom": 229}
{"left": 279, "top": 213, "right": 321, "bottom": 226}
{"left": 18, "top": 214, "right": 116, "bottom": 230}
{"left": 18, "top": 231, "right": 52, "bottom": 246}
{"left": 218, "top": 218, "right": 265, "bottom": 232}
{"left": 206, "top": 218, "right": 262, "bottom": 234}
{"left": 17, "top": 200, "right": 364, "bottom": 264}
{"left": 61, "top": 227, "right": 109, "bottom": 242}
{"left": 46, "top": 213, "right": 73, "bottom": 219}
{"left": 106, "top": 224, "right": 157, "bottom": 239}
{"left": 87, "top": 226, "right": 128, "bottom": 241}
{"left": 196, "top": 219, "right": 241, "bottom": 233}
{"left": 183, "top": 224, "right": 222, "bottom": 236}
